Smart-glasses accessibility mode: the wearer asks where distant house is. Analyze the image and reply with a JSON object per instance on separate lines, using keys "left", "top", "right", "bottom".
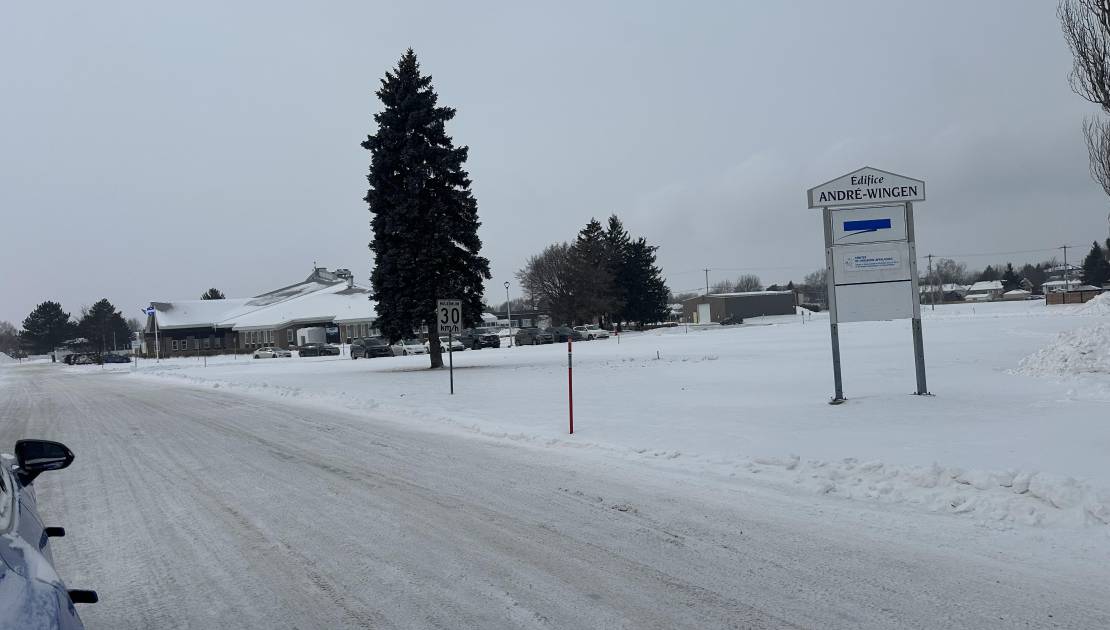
{"left": 964, "top": 280, "right": 1004, "bottom": 301}
{"left": 145, "top": 267, "right": 377, "bottom": 356}
{"left": 1041, "top": 279, "right": 1083, "bottom": 293}
{"left": 681, "top": 291, "right": 795, "bottom": 324}
{"left": 1002, "top": 289, "right": 1032, "bottom": 301}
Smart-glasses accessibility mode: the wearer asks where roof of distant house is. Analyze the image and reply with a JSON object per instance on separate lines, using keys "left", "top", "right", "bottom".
{"left": 967, "top": 280, "right": 1003, "bottom": 292}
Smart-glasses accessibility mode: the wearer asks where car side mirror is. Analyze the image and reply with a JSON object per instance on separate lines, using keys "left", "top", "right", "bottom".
{"left": 14, "top": 440, "right": 74, "bottom": 485}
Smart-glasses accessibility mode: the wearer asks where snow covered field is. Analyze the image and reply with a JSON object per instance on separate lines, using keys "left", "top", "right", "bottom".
{"left": 122, "top": 297, "right": 1110, "bottom": 533}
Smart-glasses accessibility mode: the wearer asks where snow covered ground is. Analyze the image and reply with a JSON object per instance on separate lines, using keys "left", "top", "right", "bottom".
{"left": 118, "top": 298, "right": 1110, "bottom": 533}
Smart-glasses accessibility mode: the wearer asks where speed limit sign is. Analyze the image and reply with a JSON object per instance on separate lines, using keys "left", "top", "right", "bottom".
{"left": 437, "top": 299, "right": 462, "bottom": 335}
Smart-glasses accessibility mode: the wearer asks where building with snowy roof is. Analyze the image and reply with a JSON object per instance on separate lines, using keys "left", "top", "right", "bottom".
{"left": 964, "top": 280, "right": 1004, "bottom": 301}
{"left": 144, "top": 267, "right": 377, "bottom": 356}
{"left": 680, "top": 290, "right": 795, "bottom": 324}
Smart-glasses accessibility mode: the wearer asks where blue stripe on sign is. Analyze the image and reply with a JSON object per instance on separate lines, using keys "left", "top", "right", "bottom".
{"left": 843, "top": 218, "right": 891, "bottom": 232}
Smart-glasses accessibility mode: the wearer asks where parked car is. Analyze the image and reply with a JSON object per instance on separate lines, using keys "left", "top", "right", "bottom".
{"left": 720, "top": 314, "right": 744, "bottom": 325}
{"left": 573, "top": 325, "right": 610, "bottom": 340}
{"left": 426, "top": 336, "right": 466, "bottom": 353}
{"left": 1, "top": 440, "right": 98, "bottom": 628}
{"left": 546, "top": 326, "right": 584, "bottom": 343}
{"left": 350, "top": 337, "right": 393, "bottom": 359}
{"left": 391, "top": 339, "right": 428, "bottom": 356}
{"left": 455, "top": 328, "right": 500, "bottom": 350}
{"left": 101, "top": 353, "right": 131, "bottom": 363}
{"left": 253, "top": 346, "right": 292, "bottom": 359}
{"left": 514, "top": 328, "right": 554, "bottom": 345}
{"left": 296, "top": 343, "right": 340, "bottom": 357}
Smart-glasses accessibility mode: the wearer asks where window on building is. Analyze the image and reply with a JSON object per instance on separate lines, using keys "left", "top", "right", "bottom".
{"left": 203, "top": 338, "right": 211, "bottom": 349}
{"left": 171, "top": 339, "right": 178, "bottom": 351}
{"left": 287, "top": 329, "right": 294, "bottom": 343}
{"left": 214, "top": 337, "right": 222, "bottom": 349}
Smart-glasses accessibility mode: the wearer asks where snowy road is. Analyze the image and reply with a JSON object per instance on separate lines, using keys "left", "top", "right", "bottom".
{"left": 2, "top": 364, "right": 1107, "bottom": 629}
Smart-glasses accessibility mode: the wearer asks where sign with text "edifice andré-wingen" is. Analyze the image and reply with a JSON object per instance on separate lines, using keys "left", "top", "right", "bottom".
{"left": 807, "top": 166, "right": 925, "bottom": 209}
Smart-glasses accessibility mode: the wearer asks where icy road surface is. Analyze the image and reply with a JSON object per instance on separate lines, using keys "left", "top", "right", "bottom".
{"left": 1, "top": 365, "right": 1107, "bottom": 629}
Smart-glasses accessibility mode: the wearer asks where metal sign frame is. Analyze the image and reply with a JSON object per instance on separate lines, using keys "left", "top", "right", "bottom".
{"left": 817, "top": 177, "right": 929, "bottom": 404}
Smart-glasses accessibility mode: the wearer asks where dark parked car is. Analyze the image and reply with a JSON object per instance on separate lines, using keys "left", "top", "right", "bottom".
{"left": 351, "top": 337, "right": 393, "bottom": 359}
{"left": 297, "top": 343, "right": 341, "bottom": 357}
{"left": 514, "top": 328, "right": 554, "bottom": 346}
{"left": 1, "top": 440, "right": 97, "bottom": 629}
{"left": 455, "top": 329, "right": 500, "bottom": 350}
{"left": 720, "top": 314, "right": 744, "bottom": 325}
{"left": 545, "top": 326, "right": 584, "bottom": 343}
{"left": 101, "top": 353, "right": 131, "bottom": 364}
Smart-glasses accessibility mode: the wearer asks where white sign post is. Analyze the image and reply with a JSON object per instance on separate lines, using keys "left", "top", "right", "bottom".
{"left": 807, "top": 166, "right": 929, "bottom": 403}
{"left": 436, "top": 299, "right": 462, "bottom": 395}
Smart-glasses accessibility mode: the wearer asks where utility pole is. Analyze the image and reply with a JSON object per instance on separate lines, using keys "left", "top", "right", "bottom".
{"left": 704, "top": 268, "right": 710, "bottom": 295}
{"left": 1061, "top": 245, "right": 1071, "bottom": 291}
{"left": 926, "top": 253, "right": 936, "bottom": 310}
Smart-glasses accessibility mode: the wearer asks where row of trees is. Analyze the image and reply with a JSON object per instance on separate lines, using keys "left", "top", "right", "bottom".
{"left": 11, "top": 299, "right": 137, "bottom": 355}
{"left": 516, "top": 215, "right": 669, "bottom": 327}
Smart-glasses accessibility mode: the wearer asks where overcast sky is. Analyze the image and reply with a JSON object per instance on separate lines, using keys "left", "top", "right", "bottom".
{"left": 3, "top": 1, "right": 1109, "bottom": 324}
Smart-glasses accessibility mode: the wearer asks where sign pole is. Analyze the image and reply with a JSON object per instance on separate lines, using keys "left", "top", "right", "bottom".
{"left": 823, "top": 206, "right": 845, "bottom": 404}
{"left": 905, "top": 202, "right": 929, "bottom": 395}
{"left": 567, "top": 337, "right": 574, "bottom": 434}
{"left": 448, "top": 332, "right": 454, "bottom": 395}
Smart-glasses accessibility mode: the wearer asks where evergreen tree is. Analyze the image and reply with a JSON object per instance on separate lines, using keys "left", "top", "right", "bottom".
{"left": 1000, "top": 263, "right": 1021, "bottom": 291}
{"left": 570, "top": 218, "right": 615, "bottom": 324}
{"left": 200, "top": 288, "right": 225, "bottom": 300}
{"left": 621, "top": 238, "right": 669, "bottom": 326}
{"left": 604, "top": 215, "right": 631, "bottom": 323}
{"left": 363, "top": 50, "right": 490, "bottom": 368}
{"left": 1081, "top": 240, "right": 1110, "bottom": 286}
{"left": 977, "top": 265, "right": 1001, "bottom": 282}
{"left": 20, "top": 301, "right": 75, "bottom": 354}
{"left": 78, "top": 299, "right": 132, "bottom": 352}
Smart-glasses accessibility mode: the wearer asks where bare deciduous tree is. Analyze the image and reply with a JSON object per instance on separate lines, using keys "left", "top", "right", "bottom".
{"left": 1061, "top": 0, "right": 1110, "bottom": 110}
{"left": 516, "top": 243, "right": 577, "bottom": 324}
{"left": 733, "top": 274, "right": 763, "bottom": 292}
{"left": 1061, "top": 1, "right": 1110, "bottom": 196}
{"left": 1085, "top": 116, "right": 1110, "bottom": 196}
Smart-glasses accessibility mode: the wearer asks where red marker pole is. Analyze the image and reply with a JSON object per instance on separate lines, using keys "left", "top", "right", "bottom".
{"left": 567, "top": 337, "right": 574, "bottom": 435}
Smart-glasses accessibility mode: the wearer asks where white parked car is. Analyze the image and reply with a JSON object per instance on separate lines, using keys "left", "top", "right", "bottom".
{"left": 253, "top": 346, "right": 292, "bottom": 359}
{"left": 391, "top": 339, "right": 428, "bottom": 356}
{"left": 426, "top": 336, "right": 466, "bottom": 353}
{"left": 573, "top": 325, "right": 610, "bottom": 340}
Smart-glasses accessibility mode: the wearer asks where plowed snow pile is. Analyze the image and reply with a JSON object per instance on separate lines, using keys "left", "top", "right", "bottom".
{"left": 1017, "top": 302, "right": 1110, "bottom": 375}
{"left": 1077, "top": 290, "right": 1110, "bottom": 316}
{"left": 0, "top": 352, "right": 13, "bottom": 364}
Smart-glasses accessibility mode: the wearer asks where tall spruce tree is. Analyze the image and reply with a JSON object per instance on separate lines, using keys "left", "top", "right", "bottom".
{"left": 621, "top": 237, "right": 669, "bottom": 326}
{"left": 1000, "top": 263, "right": 1021, "bottom": 292}
{"left": 570, "top": 219, "right": 615, "bottom": 324}
{"left": 603, "top": 215, "right": 631, "bottom": 324}
{"left": 1081, "top": 240, "right": 1110, "bottom": 286}
{"left": 20, "top": 301, "right": 75, "bottom": 354}
{"left": 78, "top": 299, "right": 131, "bottom": 352}
{"left": 363, "top": 50, "right": 490, "bottom": 368}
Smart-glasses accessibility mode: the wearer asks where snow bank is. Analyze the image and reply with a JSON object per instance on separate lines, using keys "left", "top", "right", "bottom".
{"left": 0, "top": 352, "right": 13, "bottom": 364}
{"left": 1016, "top": 322, "right": 1110, "bottom": 375}
{"left": 1077, "top": 290, "right": 1110, "bottom": 316}
{"left": 780, "top": 458, "right": 1110, "bottom": 528}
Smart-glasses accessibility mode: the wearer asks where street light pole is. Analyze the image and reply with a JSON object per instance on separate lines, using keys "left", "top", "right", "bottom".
{"left": 504, "top": 281, "right": 513, "bottom": 348}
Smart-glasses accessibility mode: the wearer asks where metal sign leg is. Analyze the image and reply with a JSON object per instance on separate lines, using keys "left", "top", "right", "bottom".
{"left": 829, "top": 322, "right": 845, "bottom": 404}
{"left": 911, "top": 317, "right": 928, "bottom": 395}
